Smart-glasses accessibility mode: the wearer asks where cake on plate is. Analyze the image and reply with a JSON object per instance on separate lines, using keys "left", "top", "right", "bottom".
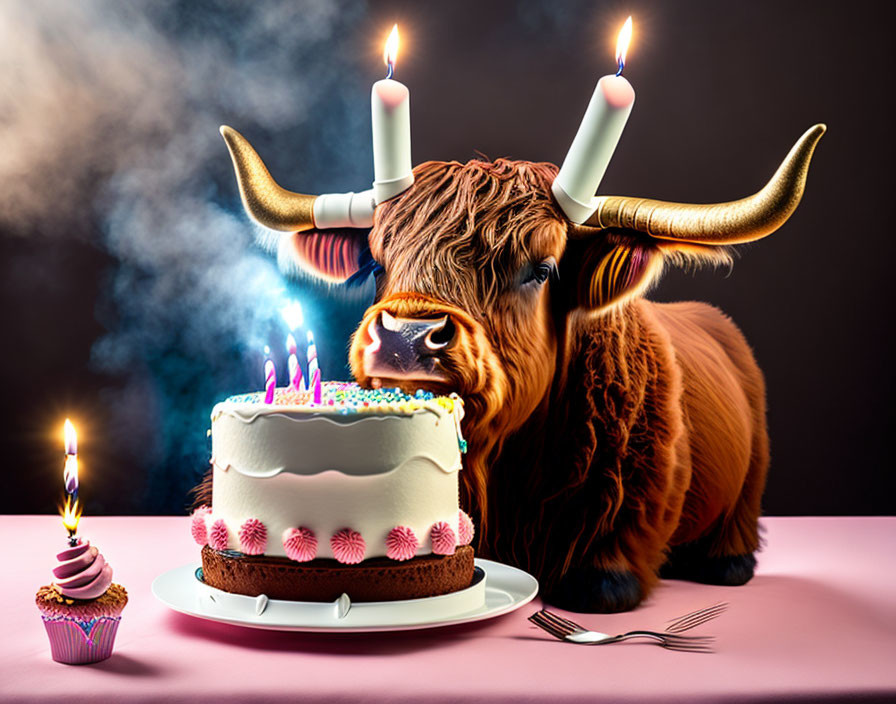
{"left": 191, "top": 382, "right": 475, "bottom": 601}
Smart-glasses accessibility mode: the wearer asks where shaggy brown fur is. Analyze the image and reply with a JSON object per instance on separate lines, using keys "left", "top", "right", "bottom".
{"left": 346, "top": 158, "right": 770, "bottom": 612}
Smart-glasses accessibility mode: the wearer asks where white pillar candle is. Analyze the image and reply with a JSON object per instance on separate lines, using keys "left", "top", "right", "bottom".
{"left": 371, "top": 24, "right": 414, "bottom": 204}
{"left": 313, "top": 190, "right": 375, "bottom": 229}
{"left": 552, "top": 17, "right": 635, "bottom": 224}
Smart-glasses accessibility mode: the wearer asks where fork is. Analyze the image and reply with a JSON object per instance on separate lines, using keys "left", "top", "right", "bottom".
{"left": 528, "top": 602, "right": 727, "bottom": 652}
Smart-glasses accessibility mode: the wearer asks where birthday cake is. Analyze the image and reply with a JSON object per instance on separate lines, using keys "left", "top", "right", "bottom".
{"left": 191, "top": 382, "right": 475, "bottom": 601}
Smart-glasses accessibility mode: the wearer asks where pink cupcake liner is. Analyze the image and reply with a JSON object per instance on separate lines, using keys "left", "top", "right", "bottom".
{"left": 41, "top": 614, "right": 121, "bottom": 665}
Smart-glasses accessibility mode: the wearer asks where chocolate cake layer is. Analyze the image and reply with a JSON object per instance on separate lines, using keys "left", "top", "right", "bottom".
{"left": 201, "top": 545, "right": 475, "bottom": 602}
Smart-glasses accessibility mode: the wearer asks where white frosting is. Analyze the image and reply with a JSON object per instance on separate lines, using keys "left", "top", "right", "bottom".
{"left": 207, "top": 399, "right": 465, "bottom": 560}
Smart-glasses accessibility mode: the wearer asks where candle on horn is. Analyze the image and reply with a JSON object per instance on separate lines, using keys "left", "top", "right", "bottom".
{"left": 551, "top": 16, "right": 635, "bottom": 224}
{"left": 264, "top": 347, "right": 276, "bottom": 404}
{"left": 371, "top": 24, "right": 414, "bottom": 204}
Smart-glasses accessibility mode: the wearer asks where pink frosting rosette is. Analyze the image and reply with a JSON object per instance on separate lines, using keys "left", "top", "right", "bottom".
{"left": 52, "top": 540, "right": 113, "bottom": 600}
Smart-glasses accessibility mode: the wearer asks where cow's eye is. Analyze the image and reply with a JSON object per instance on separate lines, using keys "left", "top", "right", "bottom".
{"left": 521, "top": 258, "right": 557, "bottom": 287}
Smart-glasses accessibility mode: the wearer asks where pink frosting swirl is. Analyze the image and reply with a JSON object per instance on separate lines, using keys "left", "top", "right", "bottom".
{"left": 238, "top": 518, "right": 267, "bottom": 555}
{"left": 458, "top": 510, "right": 475, "bottom": 546}
{"left": 430, "top": 521, "right": 457, "bottom": 555}
{"left": 330, "top": 528, "right": 365, "bottom": 564}
{"left": 283, "top": 527, "right": 317, "bottom": 562}
{"left": 52, "top": 540, "right": 113, "bottom": 600}
{"left": 386, "top": 526, "right": 419, "bottom": 561}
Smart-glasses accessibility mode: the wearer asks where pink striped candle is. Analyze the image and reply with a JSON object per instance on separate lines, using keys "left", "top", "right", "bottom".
{"left": 286, "top": 334, "right": 303, "bottom": 391}
{"left": 306, "top": 330, "right": 318, "bottom": 386}
{"left": 312, "top": 369, "right": 322, "bottom": 405}
{"left": 264, "top": 359, "right": 276, "bottom": 404}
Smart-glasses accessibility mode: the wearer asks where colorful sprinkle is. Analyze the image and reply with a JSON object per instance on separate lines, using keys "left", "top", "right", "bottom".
{"left": 223, "top": 382, "right": 461, "bottom": 416}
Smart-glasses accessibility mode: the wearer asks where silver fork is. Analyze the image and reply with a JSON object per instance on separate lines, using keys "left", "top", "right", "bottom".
{"left": 528, "top": 602, "right": 727, "bottom": 652}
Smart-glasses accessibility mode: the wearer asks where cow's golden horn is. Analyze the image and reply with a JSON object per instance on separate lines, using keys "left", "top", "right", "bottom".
{"left": 580, "top": 124, "right": 825, "bottom": 245}
{"left": 220, "top": 125, "right": 316, "bottom": 232}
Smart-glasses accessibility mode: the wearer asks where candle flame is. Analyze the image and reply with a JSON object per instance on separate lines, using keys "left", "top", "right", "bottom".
{"left": 383, "top": 24, "right": 400, "bottom": 77}
{"left": 279, "top": 301, "right": 304, "bottom": 331}
{"left": 64, "top": 418, "right": 77, "bottom": 456}
{"left": 61, "top": 496, "right": 82, "bottom": 537}
{"left": 615, "top": 16, "right": 633, "bottom": 75}
{"left": 64, "top": 455, "right": 79, "bottom": 495}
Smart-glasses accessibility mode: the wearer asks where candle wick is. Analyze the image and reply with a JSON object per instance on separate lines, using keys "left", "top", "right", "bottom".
{"left": 386, "top": 61, "right": 394, "bottom": 80}
{"left": 615, "top": 60, "right": 624, "bottom": 77}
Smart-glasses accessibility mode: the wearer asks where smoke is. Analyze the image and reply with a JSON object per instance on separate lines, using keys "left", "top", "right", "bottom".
{"left": 0, "top": 0, "right": 374, "bottom": 511}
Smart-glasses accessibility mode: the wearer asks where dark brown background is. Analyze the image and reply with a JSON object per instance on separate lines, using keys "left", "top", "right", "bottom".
{"left": 1, "top": 0, "right": 893, "bottom": 516}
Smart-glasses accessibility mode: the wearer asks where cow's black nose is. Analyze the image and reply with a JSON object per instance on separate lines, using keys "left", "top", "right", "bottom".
{"left": 363, "top": 311, "right": 456, "bottom": 381}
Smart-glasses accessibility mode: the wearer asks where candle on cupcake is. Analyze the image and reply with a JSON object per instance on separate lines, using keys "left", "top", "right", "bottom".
{"left": 551, "top": 16, "right": 635, "bottom": 223}
{"left": 371, "top": 24, "right": 414, "bottom": 204}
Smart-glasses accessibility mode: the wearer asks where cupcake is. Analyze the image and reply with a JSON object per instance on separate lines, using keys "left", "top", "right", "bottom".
{"left": 35, "top": 539, "right": 128, "bottom": 665}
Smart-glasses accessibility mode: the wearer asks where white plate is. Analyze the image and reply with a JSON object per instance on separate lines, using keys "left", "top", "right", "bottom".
{"left": 152, "top": 558, "right": 538, "bottom": 633}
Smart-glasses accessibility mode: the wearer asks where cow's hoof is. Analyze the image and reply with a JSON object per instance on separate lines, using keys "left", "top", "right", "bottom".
{"left": 661, "top": 546, "right": 756, "bottom": 586}
{"left": 545, "top": 568, "right": 642, "bottom": 613}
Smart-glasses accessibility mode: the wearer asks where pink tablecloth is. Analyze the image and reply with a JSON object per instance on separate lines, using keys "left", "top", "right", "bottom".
{"left": 2, "top": 515, "right": 894, "bottom": 703}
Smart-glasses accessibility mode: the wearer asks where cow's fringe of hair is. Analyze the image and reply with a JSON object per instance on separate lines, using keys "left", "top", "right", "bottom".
{"left": 371, "top": 158, "right": 564, "bottom": 312}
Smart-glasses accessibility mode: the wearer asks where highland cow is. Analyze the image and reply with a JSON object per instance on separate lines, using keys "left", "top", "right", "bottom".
{"left": 221, "top": 123, "right": 824, "bottom": 612}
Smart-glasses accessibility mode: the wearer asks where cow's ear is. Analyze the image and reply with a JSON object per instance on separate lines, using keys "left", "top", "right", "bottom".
{"left": 562, "top": 228, "right": 664, "bottom": 312}
{"left": 262, "top": 228, "right": 371, "bottom": 284}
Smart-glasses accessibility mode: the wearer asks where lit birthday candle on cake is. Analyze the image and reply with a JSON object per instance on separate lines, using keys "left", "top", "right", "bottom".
{"left": 371, "top": 24, "right": 414, "bottom": 204}
{"left": 280, "top": 301, "right": 305, "bottom": 392}
{"left": 306, "top": 330, "right": 319, "bottom": 384}
{"left": 263, "top": 347, "right": 276, "bottom": 404}
{"left": 551, "top": 16, "right": 635, "bottom": 223}
{"left": 286, "top": 334, "right": 304, "bottom": 392}
{"left": 312, "top": 369, "right": 322, "bottom": 405}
